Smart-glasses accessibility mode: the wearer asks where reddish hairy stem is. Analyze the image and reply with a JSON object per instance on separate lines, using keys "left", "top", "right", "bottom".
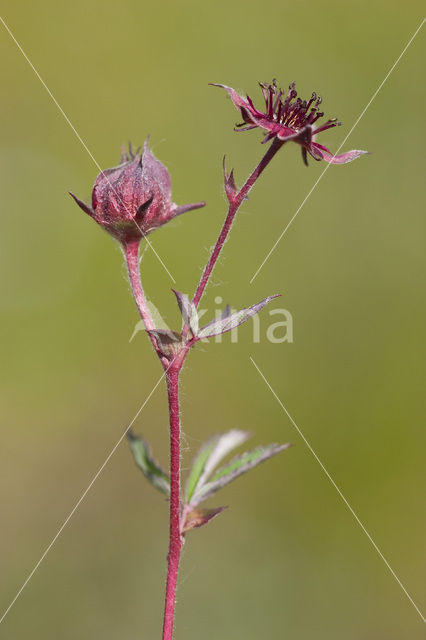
{"left": 126, "top": 140, "right": 284, "bottom": 639}
{"left": 192, "top": 138, "right": 283, "bottom": 309}
{"left": 124, "top": 240, "right": 168, "bottom": 364}
{"left": 124, "top": 238, "right": 185, "bottom": 638}
{"left": 162, "top": 366, "right": 183, "bottom": 640}
{"left": 124, "top": 240, "right": 156, "bottom": 330}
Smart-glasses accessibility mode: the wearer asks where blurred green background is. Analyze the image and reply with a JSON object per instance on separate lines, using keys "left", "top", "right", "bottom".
{"left": 0, "top": 1, "right": 425, "bottom": 638}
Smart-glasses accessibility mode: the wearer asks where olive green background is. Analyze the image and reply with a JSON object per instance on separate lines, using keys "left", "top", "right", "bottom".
{"left": 0, "top": 1, "right": 425, "bottom": 638}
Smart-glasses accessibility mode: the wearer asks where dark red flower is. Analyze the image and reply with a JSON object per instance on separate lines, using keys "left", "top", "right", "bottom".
{"left": 70, "top": 141, "right": 205, "bottom": 244}
{"left": 213, "top": 79, "right": 368, "bottom": 166}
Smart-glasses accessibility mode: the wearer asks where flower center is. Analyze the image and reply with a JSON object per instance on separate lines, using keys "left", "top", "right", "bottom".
{"left": 259, "top": 79, "right": 338, "bottom": 133}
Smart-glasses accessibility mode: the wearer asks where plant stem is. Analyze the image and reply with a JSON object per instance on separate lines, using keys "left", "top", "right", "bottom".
{"left": 124, "top": 240, "right": 155, "bottom": 330}
{"left": 124, "top": 239, "right": 168, "bottom": 365}
{"left": 127, "top": 139, "right": 284, "bottom": 639}
{"left": 192, "top": 138, "right": 283, "bottom": 309}
{"left": 124, "top": 238, "right": 186, "bottom": 638}
{"left": 162, "top": 365, "right": 183, "bottom": 640}
{"left": 159, "top": 140, "right": 285, "bottom": 637}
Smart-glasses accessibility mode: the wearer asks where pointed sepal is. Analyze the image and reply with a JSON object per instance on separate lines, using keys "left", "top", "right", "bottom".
{"left": 68, "top": 191, "right": 94, "bottom": 217}
{"left": 317, "top": 148, "right": 370, "bottom": 164}
{"left": 170, "top": 201, "right": 206, "bottom": 219}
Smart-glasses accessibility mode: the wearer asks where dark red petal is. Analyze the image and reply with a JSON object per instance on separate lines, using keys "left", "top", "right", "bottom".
{"left": 276, "top": 126, "right": 301, "bottom": 142}
{"left": 307, "top": 145, "right": 324, "bottom": 162}
{"left": 261, "top": 130, "right": 277, "bottom": 144}
{"left": 313, "top": 119, "right": 341, "bottom": 135}
{"left": 311, "top": 141, "right": 331, "bottom": 154}
{"left": 246, "top": 94, "right": 256, "bottom": 109}
{"left": 240, "top": 106, "right": 258, "bottom": 125}
{"left": 276, "top": 124, "right": 313, "bottom": 147}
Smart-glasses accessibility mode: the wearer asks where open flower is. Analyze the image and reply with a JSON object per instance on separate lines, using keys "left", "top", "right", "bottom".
{"left": 213, "top": 79, "right": 368, "bottom": 166}
{"left": 70, "top": 141, "right": 205, "bottom": 244}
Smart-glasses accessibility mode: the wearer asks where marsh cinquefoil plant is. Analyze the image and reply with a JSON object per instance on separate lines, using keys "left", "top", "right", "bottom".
{"left": 71, "top": 78, "right": 368, "bottom": 640}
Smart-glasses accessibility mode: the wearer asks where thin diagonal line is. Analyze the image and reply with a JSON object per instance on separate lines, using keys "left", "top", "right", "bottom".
{"left": 0, "top": 367, "right": 167, "bottom": 625}
{"left": 0, "top": 15, "right": 176, "bottom": 283}
{"left": 250, "top": 356, "right": 425, "bottom": 623}
{"left": 250, "top": 17, "right": 426, "bottom": 284}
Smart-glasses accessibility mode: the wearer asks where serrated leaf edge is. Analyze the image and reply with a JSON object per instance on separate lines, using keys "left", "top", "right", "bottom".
{"left": 190, "top": 442, "right": 291, "bottom": 506}
{"left": 185, "top": 429, "right": 251, "bottom": 502}
{"left": 197, "top": 294, "right": 280, "bottom": 339}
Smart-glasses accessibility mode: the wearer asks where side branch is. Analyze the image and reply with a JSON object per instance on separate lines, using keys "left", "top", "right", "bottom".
{"left": 191, "top": 138, "right": 283, "bottom": 309}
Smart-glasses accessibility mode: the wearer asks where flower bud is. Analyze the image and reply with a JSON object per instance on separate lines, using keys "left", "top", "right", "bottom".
{"left": 70, "top": 141, "right": 205, "bottom": 244}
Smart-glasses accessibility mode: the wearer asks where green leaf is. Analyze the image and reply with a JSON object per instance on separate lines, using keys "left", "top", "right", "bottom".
{"left": 185, "top": 430, "right": 250, "bottom": 502}
{"left": 127, "top": 431, "right": 170, "bottom": 496}
{"left": 186, "top": 437, "right": 219, "bottom": 502}
{"left": 197, "top": 295, "right": 279, "bottom": 339}
{"left": 190, "top": 442, "right": 291, "bottom": 506}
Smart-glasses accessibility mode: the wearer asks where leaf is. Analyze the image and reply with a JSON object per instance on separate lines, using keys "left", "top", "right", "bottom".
{"left": 197, "top": 295, "right": 280, "bottom": 339}
{"left": 186, "top": 430, "right": 251, "bottom": 502}
{"left": 127, "top": 431, "right": 170, "bottom": 496}
{"left": 190, "top": 442, "right": 291, "bottom": 506}
{"left": 181, "top": 506, "right": 227, "bottom": 533}
{"left": 172, "top": 289, "right": 199, "bottom": 336}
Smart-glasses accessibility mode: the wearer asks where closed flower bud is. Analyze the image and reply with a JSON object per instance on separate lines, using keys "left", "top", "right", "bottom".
{"left": 70, "top": 141, "right": 205, "bottom": 244}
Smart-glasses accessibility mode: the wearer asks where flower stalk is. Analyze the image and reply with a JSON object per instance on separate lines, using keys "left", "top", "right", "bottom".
{"left": 124, "top": 241, "right": 154, "bottom": 330}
